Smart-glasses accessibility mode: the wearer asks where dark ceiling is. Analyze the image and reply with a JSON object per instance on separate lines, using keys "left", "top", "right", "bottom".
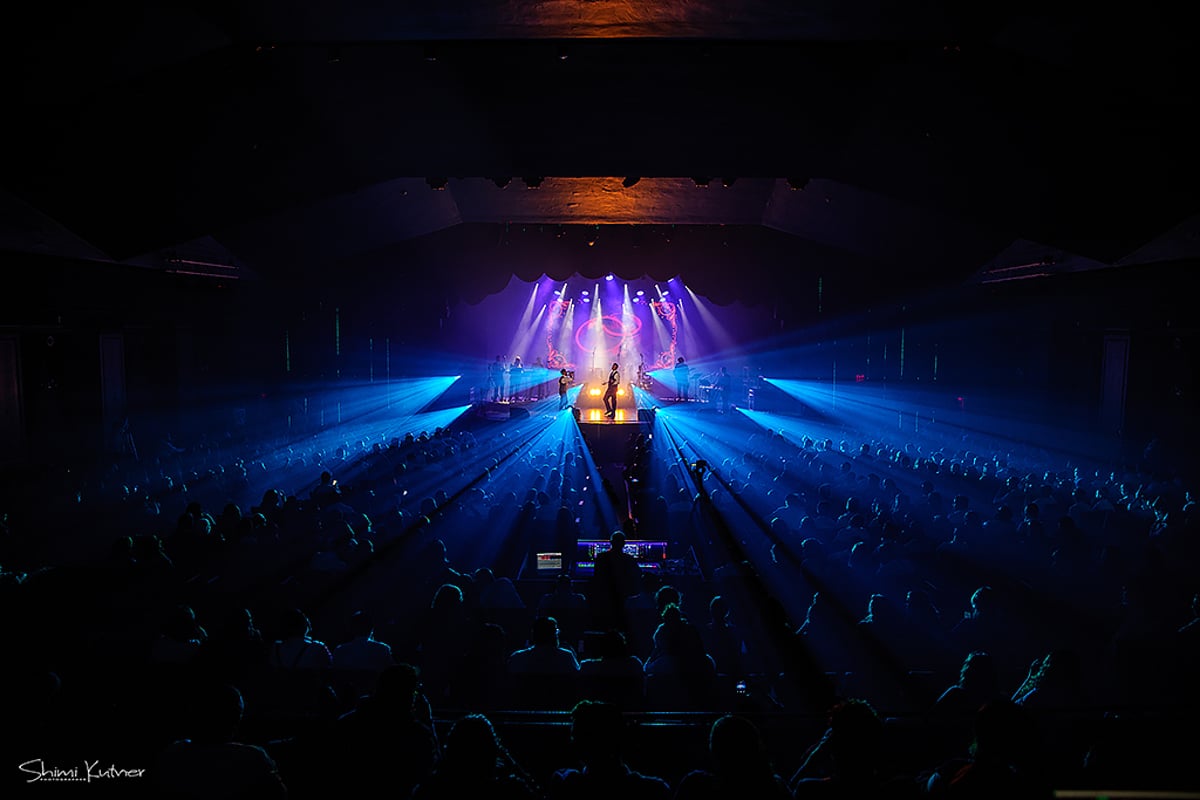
{"left": 3, "top": 1, "right": 1198, "bottom": 308}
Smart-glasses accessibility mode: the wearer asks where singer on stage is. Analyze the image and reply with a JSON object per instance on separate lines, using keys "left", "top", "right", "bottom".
{"left": 603, "top": 362, "right": 621, "bottom": 418}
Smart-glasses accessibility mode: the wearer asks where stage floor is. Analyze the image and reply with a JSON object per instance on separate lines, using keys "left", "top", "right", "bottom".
{"left": 574, "top": 407, "right": 643, "bottom": 424}
{"left": 473, "top": 389, "right": 718, "bottom": 424}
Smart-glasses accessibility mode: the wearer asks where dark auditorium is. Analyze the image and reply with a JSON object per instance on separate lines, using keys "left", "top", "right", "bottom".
{"left": 3, "top": 4, "right": 1199, "bottom": 799}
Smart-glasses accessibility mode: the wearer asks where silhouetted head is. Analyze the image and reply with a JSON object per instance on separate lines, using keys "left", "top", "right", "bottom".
{"left": 969, "top": 586, "right": 996, "bottom": 617}
{"left": 373, "top": 662, "right": 421, "bottom": 708}
{"left": 570, "top": 700, "right": 625, "bottom": 762}
{"left": 187, "top": 683, "right": 245, "bottom": 742}
{"left": 348, "top": 609, "right": 373, "bottom": 639}
{"left": 443, "top": 714, "right": 504, "bottom": 772}
{"left": 827, "top": 699, "right": 883, "bottom": 775}
{"left": 278, "top": 608, "right": 311, "bottom": 639}
{"left": 709, "top": 595, "right": 730, "bottom": 624}
{"left": 654, "top": 584, "right": 682, "bottom": 614}
{"left": 530, "top": 615, "right": 560, "bottom": 647}
{"left": 431, "top": 583, "right": 464, "bottom": 612}
{"left": 959, "top": 651, "right": 998, "bottom": 693}
{"left": 709, "top": 714, "right": 771, "bottom": 776}
{"left": 864, "top": 594, "right": 900, "bottom": 626}
{"left": 905, "top": 589, "right": 940, "bottom": 624}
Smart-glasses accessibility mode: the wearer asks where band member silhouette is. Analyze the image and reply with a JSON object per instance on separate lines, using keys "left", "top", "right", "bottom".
{"left": 558, "top": 368, "right": 573, "bottom": 410}
{"left": 603, "top": 362, "right": 620, "bottom": 418}
{"left": 674, "top": 356, "right": 690, "bottom": 401}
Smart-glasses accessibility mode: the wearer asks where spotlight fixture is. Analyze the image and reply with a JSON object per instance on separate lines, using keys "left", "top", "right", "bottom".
{"left": 605, "top": 274, "right": 614, "bottom": 281}
{"left": 787, "top": 177, "right": 810, "bottom": 190}
{"left": 522, "top": 176, "right": 544, "bottom": 189}
{"left": 492, "top": 177, "right": 511, "bottom": 189}
{"left": 721, "top": 177, "right": 736, "bottom": 187}
{"left": 692, "top": 177, "right": 712, "bottom": 188}
{"left": 426, "top": 177, "right": 449, "bottom": 190}
{"left": 622, "top": 176, "right": 641, "bottom": 188}
{"left": 636, "top": 290, "right": 644, "bottom": 296}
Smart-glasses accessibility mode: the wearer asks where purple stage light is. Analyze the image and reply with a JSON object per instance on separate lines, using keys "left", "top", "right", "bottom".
{"left": 605, "top": 274, "right": 614, "bottom": 281}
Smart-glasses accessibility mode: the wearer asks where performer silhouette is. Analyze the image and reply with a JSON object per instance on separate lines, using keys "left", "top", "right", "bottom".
{"left": 558, "top": 368, "right": 573, "bottom": 410}
{"left": 674, "top": 356, "right": 690, "bottom": 401}
{"left": 603, "top": 362, "right": 621, "bottom": 418}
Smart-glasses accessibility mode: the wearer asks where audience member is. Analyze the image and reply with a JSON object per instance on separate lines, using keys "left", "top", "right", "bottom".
{"left": 589, "top": 530, "right": 643, "bottom": 632}
{"left": 153, "top": 682, "right": 287, "bottom": 800}
{"left": 674, "top": 713, "right": 792, "bottom": 800}
{"left": 791, "top": 698, "right": 919, "bottom": 798}
{"left": 330, "top": 609, "right": 395, "bottom": 703}
{"left": 507, "top": 615, "right": 580, "bottom": 709}
{"left": 923, "top": 700, "right": 1052, "bottom": 799}
{"left": 579, "top": 628, "right": 645, "bottom": 709}
{"left": 412, "top": 713, "right": 540, "bottom": 800}
{"left": 547, "top": 699, "right": 672, "bottom": 800}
